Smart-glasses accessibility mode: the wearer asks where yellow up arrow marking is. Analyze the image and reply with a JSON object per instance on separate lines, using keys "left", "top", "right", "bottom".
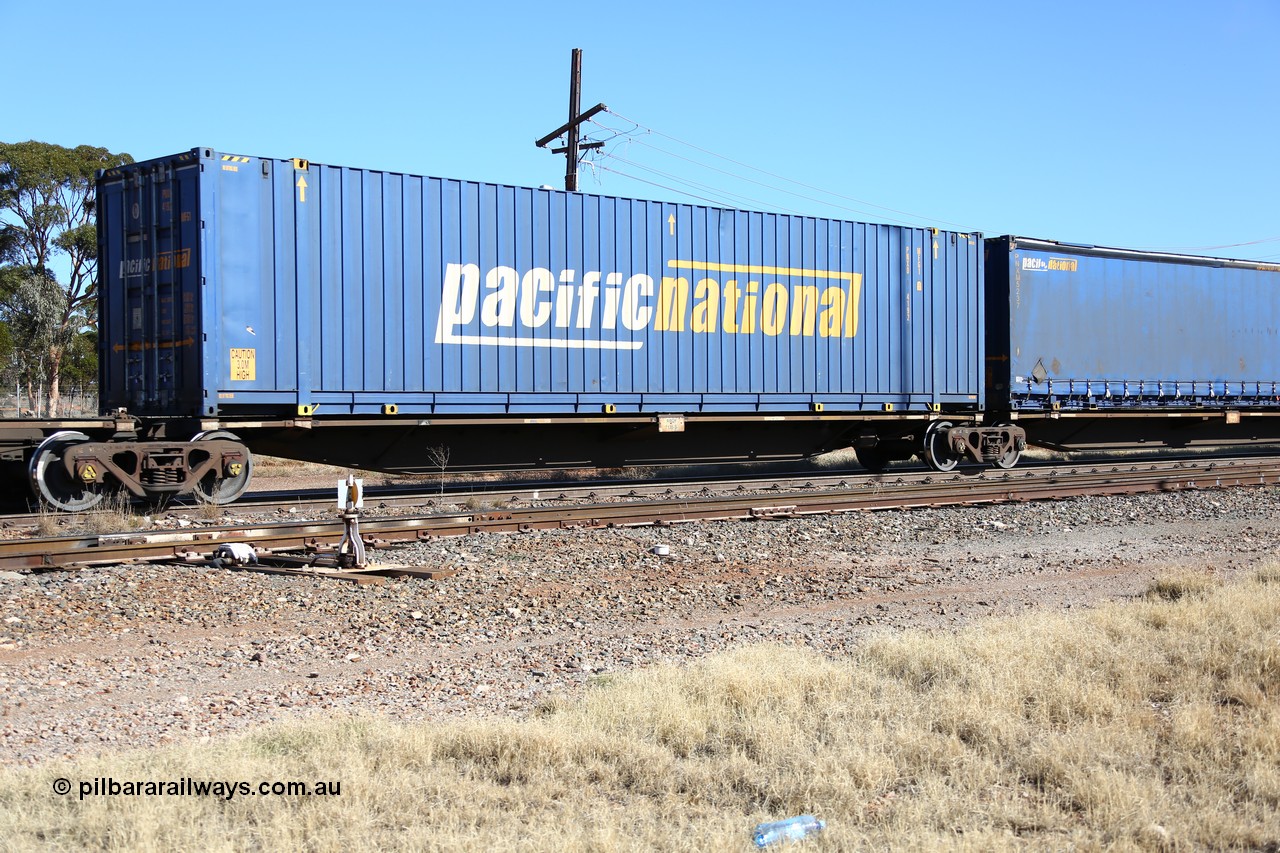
{"left": 667, "top": 213, "right": 675, "bottom": 236}
{"left": 296, "top": 175, "right": 309, "bottom": 203}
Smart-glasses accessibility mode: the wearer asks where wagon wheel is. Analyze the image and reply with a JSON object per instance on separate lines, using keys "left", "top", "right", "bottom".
{"left": 28, "top": 431, "right": 106, "bottom": 512}
{"left": 855, "top": 445, "right": 892, "bottom": 474}
{"left": 856, "top": 440, "right": 913, "bottom": 474}
{"left": 922, "top": 421, "right": 960, "bottom": 473}
{"left": 189, "top": 430, "right": 254, "bottom": 505}
{"left": 993, "top": 425, "right": 1022, "bottom": 470}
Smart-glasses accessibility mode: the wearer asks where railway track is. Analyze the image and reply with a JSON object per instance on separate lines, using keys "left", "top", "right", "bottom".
{"left": 5, "top": 449, "right": 1277, "bottom": 526}
{"left": 2, "top": 454, "right": 1277, "bottom": 572}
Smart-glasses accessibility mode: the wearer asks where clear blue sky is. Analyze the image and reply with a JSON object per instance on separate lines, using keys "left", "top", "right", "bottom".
{"left": 5, "top": 0, "right": 1277, "bottom": 260}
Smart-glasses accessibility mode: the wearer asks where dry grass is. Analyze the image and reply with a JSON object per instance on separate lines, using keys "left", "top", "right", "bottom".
{"left": 33, "top": 506, "right": 62, "bottom": 537}
{"left": 252, "top": 456, "right": 351, "bottom": 477}
{"left": 66, "top": 493, "right": 151, "bottom": 536}
{"left": 2, "top": 568, "right": 1277, "bottom": 851}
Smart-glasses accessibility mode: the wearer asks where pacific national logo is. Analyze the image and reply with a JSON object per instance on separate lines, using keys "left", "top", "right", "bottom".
{"left": 1021, "top": 256, "right": 1078, "bottom": 273}
{"left": 436, "top": 260, "right": 863, "bottom": 351}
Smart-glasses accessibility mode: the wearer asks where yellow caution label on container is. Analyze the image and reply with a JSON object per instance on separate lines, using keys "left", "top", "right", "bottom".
{"left": 230, "top": 348, "right": 256, "bottom": 381}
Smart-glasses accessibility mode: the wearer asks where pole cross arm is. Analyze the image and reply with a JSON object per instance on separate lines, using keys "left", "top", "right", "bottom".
{"left": 535, "top": 103, "right": 609, "bottom": 148}
{"left": 550, "top": 141, "right": 605, "bottom": 155}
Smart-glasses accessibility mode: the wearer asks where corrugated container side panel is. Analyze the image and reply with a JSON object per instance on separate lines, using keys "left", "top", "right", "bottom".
{"left": 462, "top": 180, "right": 481, "bottom": 392}
{"left": 883, "top": 225, "right": 896, "bottom": 393}
{"left": 568, "top": 192, "right": 586, "bottom": 390}
{"left": 568, "top": 192, "right": 588, "bottom": 392}
{"left": 423, "top": 178, "right": 440, "bottom": 391}
{"left": 767, "top": 214, "right": 786, "bottom": 394}
{"left": 970, "top": 241, "right": 981, "bottom": 393}
{"left": 845, "top": 222, "right": 858, "bottom": 394}
{"left": 269, "top": 167, "right": 296, "bottom": 393}
{"left": 343, "top": 170, "right": 365, "bottom": 390}
{"left": 619, "top": 200, "right": 635, "bottom": 390}
{"left": 773, "top": 217, "right": 793, "bottom": 394}
{"left": 793, "top": 217, "right": 811, "bottom": 392}
{"left": 858, "top": 223, "right": 874, "bottom": 395}
{"left": 817, "top": 217, "right": 834, "bottom": 393}
{"left": 962, "top": 235, "right": 967, "bottom": 391}
{"left": 360, "top": 174, "right": 382, "bottom": 390}
{"left": 754, "top": 210, "right": 767, "bottom": 391}
{"left": 884, "top": 227, "right": 901, "bottom": 396}
{"left": 930, "top": 232, "right": 940, "bottom": 394}
{"left": 914, "top": 230, "right": 927, "bottom": 395}
{"left": 382, "top": 175, "right": 403, "bottom": 392}
{"left": 948, "top": 236, "right": 961, "bottom": 394}
{"left": 403, "top": 176, "right": 424, "bottom": 391}
{"left": 740, "top": 207, "right": 752, "bottom": 391}
{"left": 198, "top": 165, "right": 218, "bottom": 405}
{"left": 480, "top": 183, "right": 500, "bottom": 393}
{"left": 317, "top": 168, "right": 336, "bottom": 390}
{"left": 100, "top": 150, "right": 986, "bottom": 417}
{"left": 906, "top": 230, "right": 919, "bottom": 395}
{"left": 943, "top": 238, "right": 954, "bottom": 393}
{"left": 695, "top": 207, "right": 711, "bottom": 394}
{"left": 208, "top": 159, "right": 284, "bottom": 400}
{"left": 969, "top": 239, "right": 981, "bottom": 394}
{"left": 917, "top": 230, "right": 929, "bottom": 395}
{"left": 529, "top": 188, "right": 544, "bottom": 390}
{"left": 939, "top": 232, "right": 953, "bottom": 395}
{"left": 960, "top": 240, "right": 971, "bottom": 392}
{"left": 948, "top": 235, "right": 973, "bottom": 396}
{"left": 645, "top": 202, "right": 663, "bottom": 393}
{"left": 728, "top": 211, "right": 742, "bottom": 391}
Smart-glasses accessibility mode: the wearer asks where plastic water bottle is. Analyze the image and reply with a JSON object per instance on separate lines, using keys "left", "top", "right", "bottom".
{"left": 752, "top": 815, "right": 825, "bottom": 847}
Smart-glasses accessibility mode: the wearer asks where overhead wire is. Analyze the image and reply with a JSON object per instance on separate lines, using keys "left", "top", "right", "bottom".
{"left": 578, "top": 127, "right": 756, "bottom": 210}
{"left": 1128, "top": 235, "right": 1280, "bottom": 253}
{"left": 596, "top": 151, "right": 813, "bottom": 215}
{"left": 589, "top": 122, "right": 924, "bottom": 227}
{"left": 592, "top": 109, "right": 975, "bottom": 230}
{"left": 587, "top": 163, "right": 750, "bottom": 209}
{"left": 578, "top": 108, "right": 1278, "bottom": 262}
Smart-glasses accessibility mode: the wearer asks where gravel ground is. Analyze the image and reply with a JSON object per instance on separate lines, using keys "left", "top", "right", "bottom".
{"left": 1, "top": 484, "right": 1276, "bottom": 766}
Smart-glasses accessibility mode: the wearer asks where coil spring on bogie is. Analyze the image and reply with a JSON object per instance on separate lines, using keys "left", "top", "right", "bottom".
{"left": 141, "top": 468, "right": 183, "bottom": 486}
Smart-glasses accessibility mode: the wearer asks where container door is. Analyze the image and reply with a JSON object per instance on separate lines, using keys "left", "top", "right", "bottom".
{"left": 98, "top": 156, "right": 204, "bottom": 416}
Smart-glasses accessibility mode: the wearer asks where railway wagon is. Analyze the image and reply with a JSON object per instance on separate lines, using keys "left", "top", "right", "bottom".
{"left": 33, "top": 146, "right": 1006, "bottom": 510}
{"left": 984, "top": 236, "right": 1280, "bottom": 454}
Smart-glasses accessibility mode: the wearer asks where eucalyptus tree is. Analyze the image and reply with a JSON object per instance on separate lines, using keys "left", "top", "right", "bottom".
{"left": 0, "top": 141, "right": 132, "bottom": 415}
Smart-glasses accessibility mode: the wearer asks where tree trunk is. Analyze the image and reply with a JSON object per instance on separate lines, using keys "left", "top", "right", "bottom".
{"left": 46, "top": 343, "right": 63, "bottom": 418}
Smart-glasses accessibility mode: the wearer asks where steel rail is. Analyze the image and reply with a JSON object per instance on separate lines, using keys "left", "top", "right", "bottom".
{"left": 2, "top": 456, "right": 1277, "bottom": 571}
{"left": 4, "top": 449, "right": 1277, "bottom": 527}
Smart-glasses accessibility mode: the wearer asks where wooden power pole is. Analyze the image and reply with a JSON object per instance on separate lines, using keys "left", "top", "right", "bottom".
{"left": 535, "top": 48, "right": 607, "bottom": 192}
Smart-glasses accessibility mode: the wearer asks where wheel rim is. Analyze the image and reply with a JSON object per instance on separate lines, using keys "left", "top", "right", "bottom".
{"left": 993, "top": 426, "right": 1021, "bottom": 469}
{"left": 923, "top": 421, "right": 959, "bottom": 473}
{"left": 189, "top": 430, "right": 254, "bottom": 505}
{"left": 28, "top": 431, "right": 106, "bottom": 512}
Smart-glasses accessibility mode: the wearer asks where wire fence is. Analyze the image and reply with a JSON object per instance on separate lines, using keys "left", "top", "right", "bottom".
{"left": 0, "top": 386, "right": 99, "bottom": 418}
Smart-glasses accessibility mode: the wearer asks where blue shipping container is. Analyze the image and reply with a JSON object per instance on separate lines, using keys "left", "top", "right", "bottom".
{"left": 986, "top": 236, "right": 1280, "bottom": 409}
{"left": 98, "top": 148, "right": 984, "bottom": 418}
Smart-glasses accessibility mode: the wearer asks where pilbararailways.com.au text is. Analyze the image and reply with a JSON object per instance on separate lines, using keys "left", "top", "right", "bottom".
{"left": 53, "top": 777, "right": 341, "bottom": 801}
